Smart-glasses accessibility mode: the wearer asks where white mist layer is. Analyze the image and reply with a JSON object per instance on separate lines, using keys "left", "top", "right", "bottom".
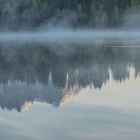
{"left": 0, "top": 29, "right": 140, "bottom": 46}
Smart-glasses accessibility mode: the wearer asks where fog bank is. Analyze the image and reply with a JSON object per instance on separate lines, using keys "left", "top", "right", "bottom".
{"left": 0, "top": 30, "right": 140, "bottom": 46}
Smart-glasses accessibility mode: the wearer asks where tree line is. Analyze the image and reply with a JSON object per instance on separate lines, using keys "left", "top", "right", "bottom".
{"left": 0, "top": 0, "right": 140, "bottom": 30}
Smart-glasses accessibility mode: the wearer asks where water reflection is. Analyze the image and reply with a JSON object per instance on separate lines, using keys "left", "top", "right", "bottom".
{"left": 0, "top": 42, "right": 140, "bottom": 111}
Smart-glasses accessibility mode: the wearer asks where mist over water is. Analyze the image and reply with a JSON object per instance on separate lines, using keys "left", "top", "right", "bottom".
{"left": 0, "top": 29, "right": 140, "bottom": 46}
{"left": 0, "top": 29, "right": 139, "bottom": 140}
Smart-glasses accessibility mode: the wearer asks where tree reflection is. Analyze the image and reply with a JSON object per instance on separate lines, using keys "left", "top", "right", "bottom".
{"left": 0, "top": 43, "right": 139, "bottom": 111}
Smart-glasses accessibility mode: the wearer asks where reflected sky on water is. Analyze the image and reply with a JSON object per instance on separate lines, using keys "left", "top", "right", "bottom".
{"left": 0, "top": 41, "right": 140, "bottom": 140}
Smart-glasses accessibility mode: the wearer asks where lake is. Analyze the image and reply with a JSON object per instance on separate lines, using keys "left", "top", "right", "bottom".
{"left": 0, "top": 38, "right": 140, "bottom": 140}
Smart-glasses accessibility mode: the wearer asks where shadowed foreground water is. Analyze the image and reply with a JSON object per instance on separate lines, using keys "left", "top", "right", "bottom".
{"left": 0, "top": 42, "right": 140, "bottom": 140}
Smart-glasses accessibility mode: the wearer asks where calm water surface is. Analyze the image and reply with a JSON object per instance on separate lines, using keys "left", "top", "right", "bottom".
{"left": 0, "top": 41, "right": 140, "bottom": 140}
